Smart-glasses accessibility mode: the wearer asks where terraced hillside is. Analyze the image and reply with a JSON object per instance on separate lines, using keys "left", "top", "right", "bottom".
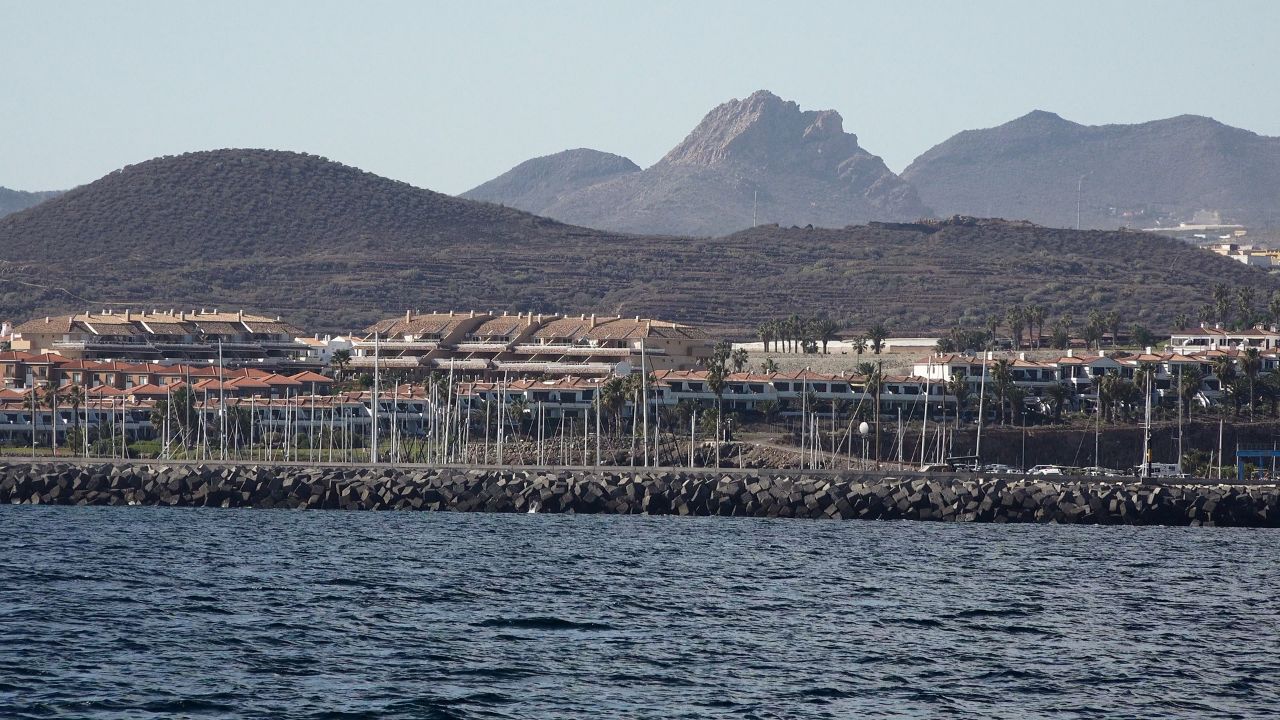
{"left": 0, "top": 149, "right": 1273, "bottom": 335}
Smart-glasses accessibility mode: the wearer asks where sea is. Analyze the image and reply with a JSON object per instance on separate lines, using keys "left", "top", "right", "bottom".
{"left": 1, "top": 507, "right": 1277, "bottom": 719}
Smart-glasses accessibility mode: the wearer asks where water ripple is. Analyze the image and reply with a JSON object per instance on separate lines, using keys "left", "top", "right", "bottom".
{"left": 1, "top": 507, "right": 1278, "bottom": 718}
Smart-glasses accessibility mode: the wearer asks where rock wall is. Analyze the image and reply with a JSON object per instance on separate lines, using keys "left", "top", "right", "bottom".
{"left": 1, "top": 462, "right": 1277, "bottom": 527}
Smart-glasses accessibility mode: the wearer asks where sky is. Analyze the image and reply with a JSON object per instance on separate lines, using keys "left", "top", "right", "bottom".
{"left": 2, "top": 0, "right": 1278, "bottom": 194}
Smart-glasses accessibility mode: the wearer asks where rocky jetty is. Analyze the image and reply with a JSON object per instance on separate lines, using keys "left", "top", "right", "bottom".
{"left": 2, "top": 462, "right": 1278, "bottom": 527}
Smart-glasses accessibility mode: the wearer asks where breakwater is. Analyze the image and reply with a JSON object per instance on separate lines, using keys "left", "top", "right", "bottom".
{"left": 4, "top": 461, "right": 1279, "bottom": 526}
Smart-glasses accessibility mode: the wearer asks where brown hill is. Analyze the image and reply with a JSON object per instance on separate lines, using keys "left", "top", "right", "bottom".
{"left": 461, "top": 148, "right": 640, "bottom": 214}
{"left": 464, "top": 90, "right": 931, "bottom": 236}
{"left": 0, "top": 149, "right": 1273, "bottom": 335}
{"left": 903, "top": 111, "right": 1280, "bottom": 229}
{"left": 0, "top": 187, "right": 62, "bottom": 218}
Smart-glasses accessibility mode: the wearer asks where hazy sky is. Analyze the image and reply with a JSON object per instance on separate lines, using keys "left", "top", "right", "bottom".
{"left": 3, "top": 0, "right": 1277, "bottom": 194}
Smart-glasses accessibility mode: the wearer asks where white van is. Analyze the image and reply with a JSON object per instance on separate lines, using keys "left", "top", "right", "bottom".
{"left": 1133, "top": 463, "right": 1183, "bottom": 478}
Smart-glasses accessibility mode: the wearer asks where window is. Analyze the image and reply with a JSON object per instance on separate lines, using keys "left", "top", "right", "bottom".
{"left": 774, "top": 382, "right": 790, "bottom": 391}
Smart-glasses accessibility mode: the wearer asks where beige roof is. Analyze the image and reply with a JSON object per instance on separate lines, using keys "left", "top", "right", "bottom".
{"left": 366, "top": 313, "right": 487, "bottom": 337}
{"left": 533, "top": 317, "right": 596, "bottom": 341}
{"left": 586, "top": 317, "right": 710, "bottom": 341}
{"left": 473, "top": 314, "right": 541, "bottom": 338}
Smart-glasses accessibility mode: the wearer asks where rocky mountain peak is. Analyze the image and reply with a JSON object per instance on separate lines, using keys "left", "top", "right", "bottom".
{"left": 659, "top": 90, "right": 865, "bottom": 173}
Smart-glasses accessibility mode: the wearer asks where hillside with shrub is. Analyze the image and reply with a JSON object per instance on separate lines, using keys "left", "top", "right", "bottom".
{"left": 0, "top": 149, "right": 1274, "bottom": 335}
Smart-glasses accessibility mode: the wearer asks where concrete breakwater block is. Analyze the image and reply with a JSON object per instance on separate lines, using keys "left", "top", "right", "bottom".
{"left": 1, "top": 462, "right": 1278, "bottom": 527}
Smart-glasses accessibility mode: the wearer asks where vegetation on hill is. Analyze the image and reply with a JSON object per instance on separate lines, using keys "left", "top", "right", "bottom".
{"left": 0, "top": 150, "right": 1274, "bottom": 335}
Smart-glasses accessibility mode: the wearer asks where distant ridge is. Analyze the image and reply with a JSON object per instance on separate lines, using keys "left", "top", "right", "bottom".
{"left": 903, "top": 111, "right": 1280, "bottom": 229}
{"left": 0, "top": 187, "right": 62, "bottom": 218}
{"left": 0, "top": 149, "right": 1272, "bottom": 334}
{"left": 464, "top": 90, "right": 931, "bottom": 236}
{"left": 462, "top": 148, "right": 639, "bottom": 215}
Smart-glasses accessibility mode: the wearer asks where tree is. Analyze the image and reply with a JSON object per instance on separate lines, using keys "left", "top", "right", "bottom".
{"left": 1005, "top": 306, "right": 1026, "bottom": 349}
{"left": 1131, "top": 324, "right": 1155, "bottom": 350}
{"left": 1027, "top": 304, "right": 1046, "bottom": 348}
{"left": 705, "top": 341, "right": 731, "bottom": 451}
{"left": 813, "top": 317, "right": 840, "bottom": 354}
{"left": 594, "top": 376, "right": 627, "bottom": 436}
{"left": 1238, "top": 286, "right": 1257, "bottom": 329}
{"left": 62, "top": 384, "right": 85, "bottom": 455}
{"left": 756, "top": 321, "right": 775, "bottom": 353}
{"left": 1084, "top": 310, "right": 1105, "bottom": 350}
{"left": 760, "top": 357, "right": 779, "bottom": 374}
{"left": 985, "top": 316, "right": 1001, "bottom": 350}
{"left": 1045, "top": 382, "right": 1074, "bottom": 423}
{"left": 1241, "top": 347, "right": 1262, "bottom": 419}
{"left": 1178, "top": 365, "right": 1203, "bottom": 418}
{"left": 1105, "top": 310, "right": 1121, "bottom": 348}
{"left": 40, "top": 384, "right": 61, "bottom": 452}
{"left": 866, "top": 323, "right": 889, "bottom": 355}
{"left": 946, "top": 371, "right": 971, "bottom": 417}
{"left": 730, "top": 347, "right": 749, "bottom": 373}
{"left": 1269, "top": 291, "right": 1280, "bottom": 327}
{"left": 855, "top": 361, "right": 882, "bottom": 426}
{"left": 756, "top": 399, "right": 780, "bottom": 423}
{"left": 990, "top": 359, "right": 1015, "bottom": 424}
{"left": 1212, "top": 283, "right": 1232, "bottom": 326}
{"left": 330, "top": 349, "right": 351, "bottom": 381}
{"left": 1174, "top": 312, "right": 1190, "bottom": 331}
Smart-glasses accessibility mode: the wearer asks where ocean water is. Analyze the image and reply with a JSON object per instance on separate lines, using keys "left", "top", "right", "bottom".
{"left": 1, "top": 508, "right": 1277, "bottom": 719}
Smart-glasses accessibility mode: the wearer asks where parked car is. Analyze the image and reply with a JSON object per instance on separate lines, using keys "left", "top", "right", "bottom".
{"left": 1028, "top": 465, "right": 1063, "bottom": 476}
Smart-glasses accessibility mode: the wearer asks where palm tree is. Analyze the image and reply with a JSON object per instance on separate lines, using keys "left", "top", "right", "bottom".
{"left": 785, "top": 314, "right": 803, "bottom": 353}
{"left": 1269, "top": 291, "right": 1280, "bottom": 327}
{"left": 866, "top": 323, "right": 889, "bottom": 355}
{"left": 760, "top": 357, "right": 779, "bottom": 374}
{"left": 1212, "top": 283, "right": 1232, "bottom": 326}
{"left": 730, "top": 347, "right": 749, "bottom": 373}
{"left": 1005, "top": 306, "right": 1026, "bottom": 349}
{"left": 1241, "top": 347, "right": 1262, "bottom": 419}
{"left": 1104, "top": 310, "right": 1121, "bottom": 348}
{"left": 985, "top": 316, "right": 1001, "bottom": 350}
{"left": 813, "top": 317, "right": 840, "bottom": 354}
{"left": 705, "top": 341, "right": 732, "bottom": 445}
{"left": 1238, "top": 286, "right": 1257, "bottom": 329}
{"left": 62, "top": 384, "right": 85, "bottom": 455}
{"left": 756, "top": 321, "right": 775, "bottom": 353}
{"left": 991, "top": 358, "right": 1014, "bottom": 424}
{"left": 40, "top": 384, "right": 60, "bottom": 452}
{"left": 946, "top": 371, "right": 971, "bottom": 418}
{"left": 1045, "top": 381, "right": 1074, "bottom": 423}
{"left": 855, "top": 361, "right": 882, "bottom": 425}
{"left": 330, "top": 349, "right": 351, "bottom": 381}
{"left": 1178, "top": 365, "right": 1203, "bottom": 418}
{"left": 851, "top": 335, "right": 866, "bottom": 358}
{"left": 1027, "top": 304, "right": 1046, "bottom": 348}
{"left": 594, "top": 376, "right": 627, "bottom": 436}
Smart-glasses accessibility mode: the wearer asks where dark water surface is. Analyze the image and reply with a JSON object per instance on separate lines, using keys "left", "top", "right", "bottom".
{"left": 1, "top": 508, "right": 1277, "bottom": 719}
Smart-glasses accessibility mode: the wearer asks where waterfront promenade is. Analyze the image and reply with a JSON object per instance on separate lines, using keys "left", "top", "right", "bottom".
{"left": 3, "top": 460, "right": 1277, "bottom": 527}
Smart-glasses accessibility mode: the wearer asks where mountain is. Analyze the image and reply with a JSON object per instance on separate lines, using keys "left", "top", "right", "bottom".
{"left": 464, "top": 90, "right": 931, "bottom": 236}
{"left": 0, "top": 187, "right": 62, "bottom": 218}
{"left": 0, "top": 149, "right": 1272, "bottom": 334}
{"left": 462, "top": 148, "right": 639, "bottom": 214}
{"left": 903, "top": 111, "right": 1280, "bottom": 230}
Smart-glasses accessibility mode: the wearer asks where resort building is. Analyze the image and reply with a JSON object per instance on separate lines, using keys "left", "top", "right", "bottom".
{"left": 349, "top": 311, "right": 714, "bottom": 378}
{"left": 10, "top": 309, "right": 318, "bottom": 370}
